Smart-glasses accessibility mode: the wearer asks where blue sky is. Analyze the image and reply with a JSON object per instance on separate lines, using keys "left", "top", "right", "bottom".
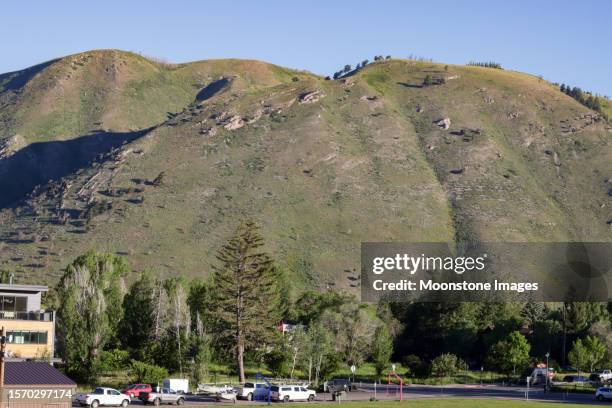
{"left": 2, "top": 0, "right": 611, "bottom": 96}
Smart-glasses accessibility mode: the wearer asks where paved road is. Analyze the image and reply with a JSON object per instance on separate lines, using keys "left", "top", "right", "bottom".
{"left": 72, "top": 384, "right": 607, "bottom": 406}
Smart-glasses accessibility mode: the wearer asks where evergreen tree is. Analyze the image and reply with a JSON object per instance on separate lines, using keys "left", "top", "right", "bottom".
{"left": 211, "top": 220, "right": 278, "bottom": 382}
{"left": 119, "top": 272, "right": 156, "bottom": 362}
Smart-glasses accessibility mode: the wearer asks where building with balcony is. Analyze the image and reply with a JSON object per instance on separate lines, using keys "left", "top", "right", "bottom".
{"left": 0, "top": 283, "right": 54, "bottom": 360}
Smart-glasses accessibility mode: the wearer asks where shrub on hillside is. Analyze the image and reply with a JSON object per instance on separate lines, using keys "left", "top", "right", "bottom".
{"left": 131, "top": 360, "right": 169, "bottom": 384}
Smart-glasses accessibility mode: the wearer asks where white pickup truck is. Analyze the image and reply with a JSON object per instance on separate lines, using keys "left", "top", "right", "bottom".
{"left": 596, "top": 370, "right": 612, "bottom": 382}
{"left": 75, "top": 387, "right": 131, "bottom": 407}
{"left": 235, "top": 382, "right": 269, "bottom": 400}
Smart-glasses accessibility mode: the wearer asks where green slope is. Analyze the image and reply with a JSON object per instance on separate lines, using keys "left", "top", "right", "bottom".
{"left": 0, "top": 49, "right": 312, "bottom": 145}
{"left": 0, "top": 55, "right": 609, "bottom": 286}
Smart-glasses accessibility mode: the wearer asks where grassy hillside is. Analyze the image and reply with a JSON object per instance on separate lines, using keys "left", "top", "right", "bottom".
{"left": 0, "top": 55, "right": 609, "bottom": 286}
{"left": 0, "top": 49, "right": 311, "bottom": 145}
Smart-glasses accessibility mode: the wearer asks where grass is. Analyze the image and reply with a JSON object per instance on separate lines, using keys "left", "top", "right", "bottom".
{"left": 314, "top": 401, "right": 592, "bottom": 408}
{"left": 1, "top": 54, "right": 610, "bottom": 286}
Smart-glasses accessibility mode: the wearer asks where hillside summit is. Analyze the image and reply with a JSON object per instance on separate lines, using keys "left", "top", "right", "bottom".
{"left": 0, "top": 50, "right": 610, "bottom": 286}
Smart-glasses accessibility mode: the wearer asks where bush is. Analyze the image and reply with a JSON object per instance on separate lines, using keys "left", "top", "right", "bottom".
{"left": 97, "top": 349, "right": 130, "bottom": 372}
{"left": 431, "top": 353, "right": 463, "bottom": 378}
{"left": 131, "top": 360, "right": 169, "bottom": 384}
{"left": 264, "top": 347, "right": 291, "bottom": 377}
{"left": 402, "top": 354, "right": 428, "bottom": 377}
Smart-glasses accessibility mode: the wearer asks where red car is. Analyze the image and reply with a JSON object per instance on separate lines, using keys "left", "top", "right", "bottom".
{"left": 122, "top": 384, "right": 153, "bottom": 398}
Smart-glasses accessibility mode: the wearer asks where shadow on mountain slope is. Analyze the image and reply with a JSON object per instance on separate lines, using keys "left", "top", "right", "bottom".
{"left": 195, "top": 77, "right": 232, "bottom": 102}
{"left": 0, "top": 127, "right": 153, "bottom": 208}
{"left": 0, "top": 59, "right": 60, "bottom": 92}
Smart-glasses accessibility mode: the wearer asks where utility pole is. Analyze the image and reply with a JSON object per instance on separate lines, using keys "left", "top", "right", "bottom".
{"left": 0, "top": 326, "right": 6, "bottom": 403}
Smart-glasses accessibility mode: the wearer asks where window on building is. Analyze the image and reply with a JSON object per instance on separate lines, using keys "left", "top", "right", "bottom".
{"left": 0, "top": 296, "right": 28, "bottom": 312}
{"left": 6, "top": 330, "right": 48, "bottom": 344}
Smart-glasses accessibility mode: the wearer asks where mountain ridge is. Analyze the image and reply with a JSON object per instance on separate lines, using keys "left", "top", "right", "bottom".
{"left": 0, "top": 50, "right": 610, "bottom": 287}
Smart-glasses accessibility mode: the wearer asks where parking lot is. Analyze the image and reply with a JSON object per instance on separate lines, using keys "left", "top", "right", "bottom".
{"left": 71, "top": 384, "right": 608, "bottom": 406}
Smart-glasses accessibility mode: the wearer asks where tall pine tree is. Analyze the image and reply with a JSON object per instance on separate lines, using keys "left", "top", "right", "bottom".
{"left": 212, "top": 220, "right": 278, "bottom": 382}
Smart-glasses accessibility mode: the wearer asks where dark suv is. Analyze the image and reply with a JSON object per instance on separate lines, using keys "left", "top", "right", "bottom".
{"left": 326, "top": 379, "right": 352, "bottom": 392}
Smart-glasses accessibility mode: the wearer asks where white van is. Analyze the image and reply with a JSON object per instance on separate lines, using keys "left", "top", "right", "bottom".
{"left": 270, "top": 385, "right": 316, "bottom": 402}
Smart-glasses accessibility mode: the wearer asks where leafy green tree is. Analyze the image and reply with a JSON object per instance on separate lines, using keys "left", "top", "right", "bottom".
{"left": 372, "top": 324, "right": 393, "bottom": 376}
{"left": 264, "top": 334, "right": 292, "bottom": 377}
{"left": 308, "top": 321, "right": 341, "bottom": 384}
{"left": 192, "top": 311, "right": 213, "bottom": 383}
{"left": 318, "top": 302, "right": 378, "bottom": 366}
{"left": 56, "top": 251, "right": 128, "bottom": 382}
{"left": 568, "top": 338, "right": 589, "bottom": 376}
{"left": 211, "top": 220, "right": 279, "bottom": 382}
{"left": 164, "top": 278, "right": 191, "bottom": 376}
{"left": 583, "top": 335, "right": 606, "bottom": 372}
{"left": 96, "top": 349, "right": 130, "bottom": 373}
{"left": 188, "top": 279, "right": 214, "bottom": 331}
{"left": 487, "top": 331, "right": 530, "bottom": 375}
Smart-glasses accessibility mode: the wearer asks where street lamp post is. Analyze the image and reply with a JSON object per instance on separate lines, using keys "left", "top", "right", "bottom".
{"left": 480, "top": 366, "right": 483, "bottom": 386}
{"left": 545, "top": 352, "right": 550, "bottom": 393}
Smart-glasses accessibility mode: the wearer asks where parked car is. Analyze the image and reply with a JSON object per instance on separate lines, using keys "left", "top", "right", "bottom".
{"left": 235, "top": 382, "right": 269, "bottom": 400}
{"left": 138, "top": 388, "right": 185, "bottom": 405}
{"left": 325, "top": 379, "right": 352, "bottom": 392}
{"left": 529, "top": 367, "right": 554, "bottom": 385}
{"left": 121, "top": 384, "right": 153, "bottom": 398}
{"left": 596, "top": 387, "right": 612, "bottom": 401}
{"left": 564, "top": 375, "right": 588, "bottom": 383}
{"left": 270, "top": 385, "right": 316, "bottom": 402}
{"left": 75, "top": 387, "right": 131, "bottom": 408}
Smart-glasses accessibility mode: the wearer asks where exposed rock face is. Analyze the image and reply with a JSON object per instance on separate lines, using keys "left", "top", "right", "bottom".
{"left": 435, "top": 118, "right": 451, "bottom": 130}
{"left": 544, "top": 149, "right": 561, "bottom": 166}
{"left": 299, "top": 90, "right": 324, "bottom": 104}
{"left": 360, "top": 95, "right": 378, "bottom": 101}
{"left": 0, "top": 135, "right": 25, "bottom": 159}
{"left": 223, "top": 115, "right": 244, "bottom": 130}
